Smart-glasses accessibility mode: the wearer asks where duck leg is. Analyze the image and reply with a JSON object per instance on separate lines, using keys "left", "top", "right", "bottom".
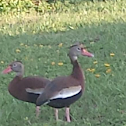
{"left": 65, "top": 107, "right": 71, "bottom": 122}
{"left": 36, "top": 106, "right": 40, "bottom": 117}
{"left": 55, "top": 109, "right": 59, "bottom": 121}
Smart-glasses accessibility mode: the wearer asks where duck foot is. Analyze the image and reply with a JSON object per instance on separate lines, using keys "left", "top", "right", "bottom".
{"left": 36, "top": 106, "right": 40, "bottom": 117}
{"left": 64, "top": 115, "right": 72, "bottom": 122}
{"left": 55, "top": 108, "right": 59, "bottom": 121}
{"left": 65, "top": 107, "right": 71, "bottom": 122}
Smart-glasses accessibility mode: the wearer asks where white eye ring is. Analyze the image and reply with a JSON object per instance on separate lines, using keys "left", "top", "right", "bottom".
{"left": 77, "top": 47, "right": 81, "bottom": 51}
{"left": 13, "top": 63, "right": 17, "bottom": 67}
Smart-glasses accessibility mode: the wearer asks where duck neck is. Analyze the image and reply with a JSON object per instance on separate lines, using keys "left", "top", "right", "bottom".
{"left": 9, "top": 71, "right": 23, "bottom": 89}
{"left": 16, "top": 66, "right": 24, "bottom": 77}
{"left": 8, "top": 73, "right": 23, "bottom": 98}
{"left": 71, "top": 59, "right": 85, "bottom": 90}
{"left": 71, "top": 59, "right": 84, "bottom": 82}
{"left": 16, "top": 71, "right": 23, "bottom": 78}
{"left": 10, "top": 73, "right": 23, "bottom": 87}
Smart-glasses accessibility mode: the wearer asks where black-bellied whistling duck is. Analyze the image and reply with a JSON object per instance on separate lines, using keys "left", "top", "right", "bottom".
{"left": 2, "top": 61, "right": 51, "bottom": 117}
{"left": 28, "top": 43, "right": 94, "bottom": 122}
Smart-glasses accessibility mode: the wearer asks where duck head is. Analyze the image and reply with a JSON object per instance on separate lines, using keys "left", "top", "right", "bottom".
{"left": 68, "top": 43, "right": 94, "bottom": 61}
{"left": 2, "top": 61, "right": 24, "bottom": 76}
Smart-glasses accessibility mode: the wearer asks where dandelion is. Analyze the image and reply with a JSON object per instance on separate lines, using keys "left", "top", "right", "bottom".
{"left": 20, "top": 43, "right": 24, "bottom": 46}
{"left": 90, "top": 69, "right": 95, "bottom": 72}
{"left": 58, "top": 43, "right": 63, "bottom": 47}
{"left": 86, "top": 68, "right": 91, "bottom": 71}
{"left": 86, "top": 68, "right": 95, "bottom": 72}
{"left": 95, "top": 74, "right": 100, "bottom": 78}
{"left": 93, "top": 61, "right": 98, "bottom": 64}
{"left": 51, "top": 62, "right": 55, "bottom": 65}
{"left": 39, "top": 44, "right": 43, "bottom": 48}
{"left": 58, "top": 62, "right": 63, "bottom": 66}
{"left": 1, "top": 61, "right": 4, "bottom": 64}
{"left": 104, "top": 63, "right": 110, "bottom": 67}
{"left": 110, "top": 53, "right": 115, "bottom": 56}
{"left": 106, "top": 68, "right": 111, "bottom": 73}
{"left": 16, "top": 49, "right": 21, "bottom": 53}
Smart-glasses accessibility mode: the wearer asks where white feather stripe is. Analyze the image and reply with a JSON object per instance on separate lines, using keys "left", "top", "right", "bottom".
{"left": 50, "top": 85, "right": 82, "bottom": 99}
{"left": 26, "top": 88, "right": 44, "bottom": 94}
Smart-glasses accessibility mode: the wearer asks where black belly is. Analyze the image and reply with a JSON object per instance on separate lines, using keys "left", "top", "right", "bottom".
{"left": 47, "top": 90, "right": 82, "bottom": 108}
{"left": 27, "top": 93, "right": 39, "bottom": 104}
{"left": 27, "top": 90, "right": 82, "bottom": 108}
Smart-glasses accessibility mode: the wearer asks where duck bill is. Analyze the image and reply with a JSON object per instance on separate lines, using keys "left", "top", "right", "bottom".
{"left": 81, "top": 49, "right": 94, "bottom": 57}
{"left": 2, "top": 66, "right": 12, "bottom": 74}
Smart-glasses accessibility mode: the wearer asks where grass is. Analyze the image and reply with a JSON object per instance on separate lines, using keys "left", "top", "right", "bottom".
{"left": 0, "top": 0, "right": 126, "bottom": 126}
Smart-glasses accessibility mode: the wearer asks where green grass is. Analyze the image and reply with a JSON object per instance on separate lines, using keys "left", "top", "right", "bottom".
{"left": 0, "top": 0, "right": 126, "bottom": 126}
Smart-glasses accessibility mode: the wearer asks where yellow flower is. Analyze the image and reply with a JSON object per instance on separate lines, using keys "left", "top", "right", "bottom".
{"left": 58, "top": 43, "right": 63, "bottom": 47}
{"left": 39, "top": 44, "right": 43, "bottom": 48}
{"left": 106, "top": 68, "right": 111, "bottom": 73}
{"left": 95, "top": 74, "right": 100, "bottom": 78}
{"left": 51, "top": 62, "right": 55, "bottom": 65}
{"left": 16, "top": 49, "right": 21, "bottom": 53}
{"left": 86, "top": 68, "right": 91, "bottom": 71}
{"left": 58, "top": 62, "right": 63, "bottom": 66}
{"left": 93, "top": 61, "right": 98, "bottom": 64}
{"left": 1, "top": 61, "right": 4, "bottom": 64}
{"left": 104, "top": 63, "right": 110, "bottom": 67}
{"left": 20, "top": 43, "right": 24, "bottom": 46}
{"left": 90, "top": 69, "right": 95, "bottom": 72}
{"left": 86, "top": 68, "right": 95, "bottom": 72}
{"left": 25, "top": 45, "right": 28, "bottom": 47}
{"left": 110, "top": 53, "right": 115, "bottom": 56}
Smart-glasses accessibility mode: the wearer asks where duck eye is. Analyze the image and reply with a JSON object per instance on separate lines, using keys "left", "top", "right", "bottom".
{"left": 77, "top": 47, "right": 81, "bottom": 51}
{"left": 13, "top": 63, "right": 17, "bottom": 67}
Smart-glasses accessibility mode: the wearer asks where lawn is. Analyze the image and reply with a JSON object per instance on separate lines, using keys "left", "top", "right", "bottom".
{"left": 0, "top": 0, "right": 126, "bottom": 126}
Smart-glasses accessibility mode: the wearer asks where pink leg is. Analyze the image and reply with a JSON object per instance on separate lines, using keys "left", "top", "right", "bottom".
{"left": 55, "top": 109, "right": 59, "bottom": 121}
{"left": 36, "top": 106, "right": 40, "bottom": 117}
{"left": 65, "top": 107, "right": 71, "bottom": 122}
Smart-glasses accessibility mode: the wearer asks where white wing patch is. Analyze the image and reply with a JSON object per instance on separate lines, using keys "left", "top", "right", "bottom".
{"left": 26, "top": 88, "right": 44, "bottom": 94}
{"left": 50, "top": 85, "right": 82, "bottom": 99}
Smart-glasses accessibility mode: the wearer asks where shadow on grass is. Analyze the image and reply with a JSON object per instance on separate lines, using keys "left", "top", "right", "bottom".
{"left": 0, "top": 22, "right": 126, "bottom": 126}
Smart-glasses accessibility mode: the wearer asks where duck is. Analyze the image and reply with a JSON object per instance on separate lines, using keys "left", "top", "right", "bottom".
{"left": 2, "top": 61, "right": 51, "bottom": 117}
{"left": 28, "top": 43, "right": 94, "bottom": 122}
